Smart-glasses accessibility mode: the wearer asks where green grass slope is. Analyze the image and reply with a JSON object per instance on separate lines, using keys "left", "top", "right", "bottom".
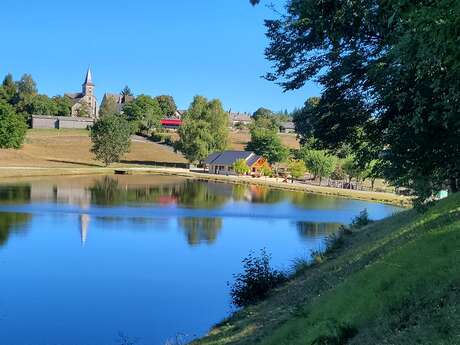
{"left": 193, "top": 193, "right": 460, "bottom": 345}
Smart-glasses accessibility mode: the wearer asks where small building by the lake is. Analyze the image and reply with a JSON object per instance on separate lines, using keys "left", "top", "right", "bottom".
{"left": 204, "top": 150, "right": 269, "bottom": 175}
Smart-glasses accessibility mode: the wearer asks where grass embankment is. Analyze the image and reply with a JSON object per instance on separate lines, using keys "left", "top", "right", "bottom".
{"left": 193, "top": 193, "right": 460, "bottom": 345}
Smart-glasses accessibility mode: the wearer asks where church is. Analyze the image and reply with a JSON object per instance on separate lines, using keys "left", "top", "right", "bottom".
{"left": 64, "top": 68, "right": 98, "bottom": 118}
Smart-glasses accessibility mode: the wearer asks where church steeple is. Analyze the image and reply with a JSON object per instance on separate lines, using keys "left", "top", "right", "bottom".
{"left": 82, "top": 67, "right": 94, "bottom": 96}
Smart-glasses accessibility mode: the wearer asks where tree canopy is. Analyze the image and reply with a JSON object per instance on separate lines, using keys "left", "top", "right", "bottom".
{"left": 176, "top": 96, "right": 229, "bottom": 163}
{"left": 122, "top": 95, "right": 162, "bottom": 132}
{"left": 246, "top": 127, "right": 288, "bottom": 164}
{"left": 261, "top": 0, "right": 460, "bottom": 202}
{"left": 155, "top": 95, "right": 177, "bottom": 117}
{"left": 300, "top": 147, "right": 336, "bottom": 183}
{"left": 90, "top": 114, "right": 131, "bottom": 166}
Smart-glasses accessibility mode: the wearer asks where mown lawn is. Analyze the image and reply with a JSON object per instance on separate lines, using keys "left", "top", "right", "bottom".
{"left": 193, "top": 193, "right": 460, "bottom": 345}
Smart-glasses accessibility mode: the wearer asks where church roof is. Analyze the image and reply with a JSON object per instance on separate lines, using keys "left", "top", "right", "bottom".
{"left": 64, "top": 92, "right": 84, "bottom": 100}
{"left": 83, "top": 68, "right": 94, "bottom": 85}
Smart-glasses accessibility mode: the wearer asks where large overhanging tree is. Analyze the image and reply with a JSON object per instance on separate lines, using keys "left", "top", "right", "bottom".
{"left": 253, "top": 0, "right": 460, "bottom": 202}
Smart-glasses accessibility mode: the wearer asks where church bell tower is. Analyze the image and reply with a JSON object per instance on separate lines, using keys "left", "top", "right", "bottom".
{"left": 82, "top": 67, "right": 94, "bottom": 96}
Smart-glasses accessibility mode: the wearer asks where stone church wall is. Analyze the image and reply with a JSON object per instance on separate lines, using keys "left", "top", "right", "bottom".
{"left": 31, "top": 115, "right": 94, "bottom": 129}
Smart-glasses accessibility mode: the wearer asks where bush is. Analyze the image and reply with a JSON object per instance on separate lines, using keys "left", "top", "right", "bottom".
{"left": 229, "top": 249, "right": 288, "bottom": 307}
{"left": 151, "top": 132, "right": 171, "bottom": 143}
{"left": 0, "top": 102, "right": 27, "bottom": 149}
{"left": 350, "top": 209, "right": 371, "bottom": 229}
{"left": 233, "top": 158, "right": 250, "bottom": 175}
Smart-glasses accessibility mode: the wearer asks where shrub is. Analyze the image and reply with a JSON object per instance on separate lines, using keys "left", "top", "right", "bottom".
{"left": 233, "top": 158, "right": 250, "bottom": 175}
{"left": 350, "top": 209, "right": 371, "bottom": 229}
{"left": 229, "top": 249, "right": 288, "bottom": 307}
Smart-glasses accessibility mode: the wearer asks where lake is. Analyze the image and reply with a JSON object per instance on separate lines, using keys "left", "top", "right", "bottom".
{"left": 0, "top": 175, "right": 401, "bottom": 345}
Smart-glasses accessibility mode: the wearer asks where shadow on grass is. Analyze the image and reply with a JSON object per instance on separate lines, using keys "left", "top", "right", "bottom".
{"left": 120, "top": 160, "right": 189, "bottom": 168}
{"left": 46, "top": 159, "right": 102, "bottom": 167}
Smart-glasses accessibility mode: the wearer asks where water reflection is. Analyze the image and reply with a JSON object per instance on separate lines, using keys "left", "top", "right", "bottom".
{"left": 0, "top": 185, "right": 31, "bottom": 204}
{"left": 0, "top": 212, "right": 31, "bottom": 247}
{"left": 0, "top": 175, "right": 401, "bottom": 249}
{"left": 0, "top": 176, "right": 365, "bottom": 211}
{"left": 179, "top": 217, "right": 222, "bottom": 246}
{"left": 296, "top": 221, "right": 341, "bottom": 241}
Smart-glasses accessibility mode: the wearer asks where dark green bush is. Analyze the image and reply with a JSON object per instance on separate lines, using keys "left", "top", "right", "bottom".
{"left": 229, "top": 249, "right": 288, "bottom": 307}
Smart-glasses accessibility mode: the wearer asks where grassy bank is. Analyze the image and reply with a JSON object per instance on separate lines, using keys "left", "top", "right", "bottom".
{"left": 193, "top": 193, "right": 460, "bottom": 345}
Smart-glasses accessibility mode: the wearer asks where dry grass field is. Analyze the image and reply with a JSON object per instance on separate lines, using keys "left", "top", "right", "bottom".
{"left": 0, "top": 129, "right": 187, "bottom": 169}
{"left": 168, "top": 130, "right": 300, "bottom": 150}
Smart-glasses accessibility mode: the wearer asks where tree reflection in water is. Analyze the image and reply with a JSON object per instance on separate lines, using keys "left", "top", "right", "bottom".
{"left": 178, "top": 217, "right": 223, "bottom": 246}
{"left": 0, "top": 185, "right": 31, "bottom": 204}
{"left": 0, "top": 212, "right": 31, "bottom": 247}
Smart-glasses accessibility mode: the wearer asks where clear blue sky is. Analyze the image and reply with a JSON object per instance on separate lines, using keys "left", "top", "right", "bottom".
{"left": 0, "top": 0, "right": 320, "bottom": 113}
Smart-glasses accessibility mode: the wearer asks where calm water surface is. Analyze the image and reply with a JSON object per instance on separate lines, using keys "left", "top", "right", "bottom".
{"left": 0, "top": 175, "right": 401, "bottom": 345}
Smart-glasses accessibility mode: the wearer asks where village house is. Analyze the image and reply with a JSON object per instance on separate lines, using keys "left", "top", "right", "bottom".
{"left": 204, "top": 150, "right": 269, "bottom": 176}
{"left": 228, "top": 111, "right": 252, "bottom": 128}
{"left": 279, "top": 121, "right": 295, "bottom": 133}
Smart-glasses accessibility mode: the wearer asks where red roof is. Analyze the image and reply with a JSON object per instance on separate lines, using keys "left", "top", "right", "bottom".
{"left": 160, "top": 119, "right": 182, "bottom": 126}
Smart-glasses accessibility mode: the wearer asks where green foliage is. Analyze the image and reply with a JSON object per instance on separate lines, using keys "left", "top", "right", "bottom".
{"left": 252, "top": 107, "right": 279, "bottom": 131}
{"left": 176, "top": 96, "right": 229, "bottom": 163}
{"left": 263, "top": 0, "right": 460, "bottom": 202}
{"left": 90, "top": 114, "right": 131, "bottom": 166}
{"left": 229, "top": 249, "right": 288, "bottom": 307}
{"left": 2, "top": 74, "right": 17, "bottom": 101}
{"left": 120, "top": 85, "right": 133, "bottom": 97}
{"left": 342, "top": 156, "right": 364, "bottom": 183}
{"left": 260, "top": 165, "right": 273, "bottom": 177}
{"left": 0, "top": 101, "right": 27, "bottom": 149}
{"left": 52, "top": 96, "right": 72, "bottom": 116}
{"left": 246, "top": 128, "right": 288, "bottom": 164}
{"left": 16, "top": 94, "right": 58, "bottom": 115}
{"left": 287, "top": 159, "right": 306, "bottom": 180}
{"left": 300, "top": 147, "right": 336, "bottom": 182}
{"left": 123, "top": 95, "right": 162, "bottom": 132}
{"left": 155, "top": 95, "right": 177, "bottom": 117}
{"left": 16, "top": 74, "right": 37, "bottom": 96}
{"left": 292, "top": 97, "right": 320, "bottom": 145}
{"left": 233, "top": 158, "right": 251, "bottom": 175}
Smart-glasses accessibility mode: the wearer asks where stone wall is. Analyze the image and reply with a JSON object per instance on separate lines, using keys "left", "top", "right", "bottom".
{"left": 31, "top": 115, "right": 94, "bottom": 129}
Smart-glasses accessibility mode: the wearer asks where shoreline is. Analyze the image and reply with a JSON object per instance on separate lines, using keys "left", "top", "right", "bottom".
{"left": 0, "top": 166, "right": 411, "bottom": 207}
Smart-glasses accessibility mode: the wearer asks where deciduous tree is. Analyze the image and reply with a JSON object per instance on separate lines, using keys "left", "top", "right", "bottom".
{"left": 246, "top": 128, "right": 288, "bottom": 164}
{"left": 155, "top": 95, "right": 177, "bottom": 117}
{"left": 259, "top": 0, "right": 460, "bottom": 202}
{"left": 176, "top": 96, "right": 229, "bottom": 163}
{"left": 90, "top": 114, "right": 131, "bottom": 166}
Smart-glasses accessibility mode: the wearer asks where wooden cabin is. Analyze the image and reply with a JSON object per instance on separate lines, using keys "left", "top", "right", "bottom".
{"left": 204, "top": 151, "right": 270, "bottom": 176}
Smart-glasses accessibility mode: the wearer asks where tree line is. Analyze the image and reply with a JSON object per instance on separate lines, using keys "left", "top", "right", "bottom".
{"left": 252, "top": 0, "right": 460, "bottom": 204}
